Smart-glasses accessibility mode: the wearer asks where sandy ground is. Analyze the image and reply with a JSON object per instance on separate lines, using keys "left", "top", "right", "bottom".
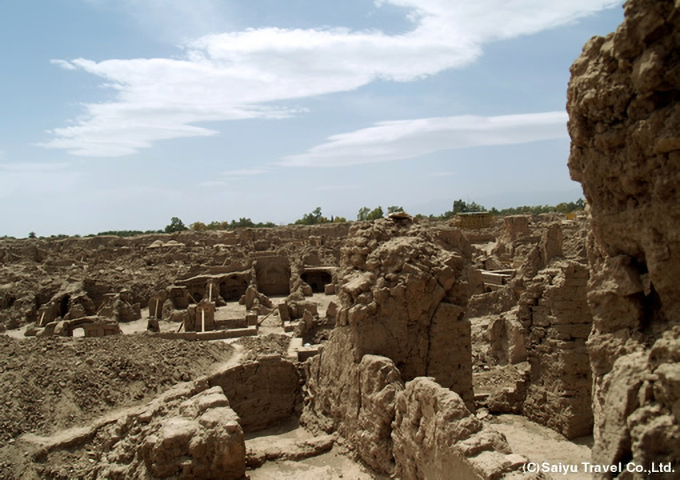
{"left": 3, "top": 324, "right": 30, "bottom": 339}
{"left": 246, "top": 420, "right": 387, "bottom": 480}
{"left": 246, "top": 414, "right": 595, "bottom": 480}
{"left": 247, "top": 448, "right": 385, "bottom": 480}
{"left": 491, "top": 414, "right": 594, "bottom": 479}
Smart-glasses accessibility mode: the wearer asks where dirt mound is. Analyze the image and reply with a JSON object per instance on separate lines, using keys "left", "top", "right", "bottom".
{"left": 235, "top": 334, "right": 291, "bottom": 361}
{"left": 0, "top": 335, "right": 233, "bottom": 445}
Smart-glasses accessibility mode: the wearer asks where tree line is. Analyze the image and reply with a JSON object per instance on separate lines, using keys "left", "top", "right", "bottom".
{"left": 25, "top": 199, "right": 585, "bottom": 238}
{"left": 416, "top": 198, "right": 586, "bottom": 221}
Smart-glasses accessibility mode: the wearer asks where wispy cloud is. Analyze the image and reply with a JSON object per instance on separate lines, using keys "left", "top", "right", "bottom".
{"left": 45, "top": 0, "right": 619, "bottom": 157}
{"left": 50, "top": 59, "right": 77, "bottom": 71}
{"left": 197, "top": 180, "right": 228, "bottom": 187}
{"left": 280, "top": 112, "right": 568, "bottom": 167}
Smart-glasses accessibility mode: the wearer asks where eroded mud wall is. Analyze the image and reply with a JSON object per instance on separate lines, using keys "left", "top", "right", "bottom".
{"left": 207, "top": 355, "right": 300, "bottom": 433}
{"left": 302, "top": 220, "right": 479, "bottom": 474}
{"left": 519, "top": 261, "right": 593, "bottom": 439}
{"left": 568, "top": 0, "right": 680, "bottom": 471}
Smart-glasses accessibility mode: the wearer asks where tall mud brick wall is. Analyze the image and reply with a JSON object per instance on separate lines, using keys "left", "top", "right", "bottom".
{"left": 568, "top": 0, "right": 680, "bottom": 473}
{"left": 518, "top": 261, "right": 593, "bottom": 439}
{"left": 301, "top": 219, "right": 475, "bottom": 474}
{"left": 335, "top": 220, "right": 473, "bottom": 404}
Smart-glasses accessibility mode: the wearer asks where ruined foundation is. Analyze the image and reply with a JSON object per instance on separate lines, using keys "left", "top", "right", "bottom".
{"left": 0, "top": 1, "right": 678, "bottom": 477}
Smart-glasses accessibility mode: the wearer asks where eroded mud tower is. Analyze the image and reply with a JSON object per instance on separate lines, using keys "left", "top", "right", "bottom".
{"left": 567, "top": 0, "right": 680, "bottom": 471}
{"left": 301, "top": 219, "right": 524, "bottom": 479}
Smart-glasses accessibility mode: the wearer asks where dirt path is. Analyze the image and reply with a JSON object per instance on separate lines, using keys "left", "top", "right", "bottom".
{"left": 490, "top": 414, "right": 594, "bottom": 480}
{"left": 246, "top": 422, "right": 386, "bottom": 480}
{"left": 248, "top": 448, "right": 384, "bottom": 480}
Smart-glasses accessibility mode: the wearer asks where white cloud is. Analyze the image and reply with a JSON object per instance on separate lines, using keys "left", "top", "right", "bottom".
{"left": 50, "top": 59, "right": 77, "bottom": 71}
{"left": 197, "top": 180, "right": 228, "bottom": 187}
{"left": 280, "top": 112, "right": 568, "bottom": 167}
{"left": 45, "top": 0, "right": 619, "bottom": 157}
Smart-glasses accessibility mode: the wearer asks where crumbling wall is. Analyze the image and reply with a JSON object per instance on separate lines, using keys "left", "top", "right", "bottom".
{"left": 208, "top": 355, "right": 300, "bottom": 432}
{"left": 185, "top": 301, "right": 216, "bottom": 332}
{"left": 337, "top": 221, "right": 473, "bottom": 403}
{"left": 301, "top": 219, "right": 518, "bottom": 477}
{"left": 392, "top": 378, "right": 524, "bottom": 480}
{"left": 302, "top": 334, "right": 403, "bottom": 473}
{"left": 468, "top": 216, "right": 594, "bottom": 438}
{"left": 137, "top": 386, "right": 245, "bottom": 480}
{"left": 0, "top": 223, "right": 348, "bottom": 330}
{"left": 24, "top": 383, "right": 246, "bottom": 480}
{"left": 96, "top": 291, "right": 141, "bottom": 323}
{"left": 567, "top": 0, "right": 680, "bottom": 472}
{"left": 518, "top": 261, "right": 593, "bottom": 439}
{"left": 467, "top": 287, "right": 521, "bottom": 367}
{"left": 254, "top": 256, "right": 291, "bottom": 296}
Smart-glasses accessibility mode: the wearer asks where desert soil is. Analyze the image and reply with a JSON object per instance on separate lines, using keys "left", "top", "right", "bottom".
{"left": 0, "top": 334, "right": 233, "bottom": 447}
{"left": 491, "top": 414, "right": 593, "bottom": 480}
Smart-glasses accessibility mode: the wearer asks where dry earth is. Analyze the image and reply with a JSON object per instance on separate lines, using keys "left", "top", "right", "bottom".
{"left": 0, "top": 335, "right": 233, "bottom": 477}
{"left": 0, "top": 1, "right": 677, "bottom": 477}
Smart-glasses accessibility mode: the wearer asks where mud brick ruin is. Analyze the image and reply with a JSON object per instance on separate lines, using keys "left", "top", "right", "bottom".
{"left": 0, "top": 0, "right": 678, "bottom": 478}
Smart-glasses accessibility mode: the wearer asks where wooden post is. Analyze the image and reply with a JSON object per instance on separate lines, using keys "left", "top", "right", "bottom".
{"left": 209, "top": 284, "right": 213, "bottom": 303}
{"left": 39, "top": 311, "right": 45, "bottom": 326}
{"left": 201, "top": 308, "right": 205, "bottom": 332}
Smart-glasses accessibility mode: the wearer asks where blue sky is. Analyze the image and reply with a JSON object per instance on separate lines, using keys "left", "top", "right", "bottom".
{"left": 0, "top": 0, "right": 624, "bottom": 236}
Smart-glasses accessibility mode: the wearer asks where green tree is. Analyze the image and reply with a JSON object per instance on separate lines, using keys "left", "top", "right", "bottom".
{"left": 28, "top": 232, "right": 36, "bottom": 239}
{"left": 387, "top": 206, "right": 404, "bottom": 214}
{"left": 190, "top": 221, "right": 207, "bottom": 231}
{"left": 366, "top": 206, "right": 384, "bottom": 221}
{"left": 165, "top": 217, "right": 187, "bottom": 233}
{"left": 358, "top": 206, "right": 384, "bottom": 221}
{"left": 231, "top": 218, "right": 255, "bottom": 229}
{"left": 295, "top": 207, "right": 330, "bottom": 225}
{"left": 452, "top": 199, "right": 486, "bottom": 214}
{"left": 452, "top": 199, "right": 467, "bottom": 214}
{"left": 357, "top": 207, "right": 370, "bottom": 221}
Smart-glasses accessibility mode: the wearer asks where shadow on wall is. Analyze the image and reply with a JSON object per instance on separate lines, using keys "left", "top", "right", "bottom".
{"left": 255, "top": 257, "right": 291, "bottom": 296}
{"left": 220, "top": 275, "right": 249, "bottom": 302}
